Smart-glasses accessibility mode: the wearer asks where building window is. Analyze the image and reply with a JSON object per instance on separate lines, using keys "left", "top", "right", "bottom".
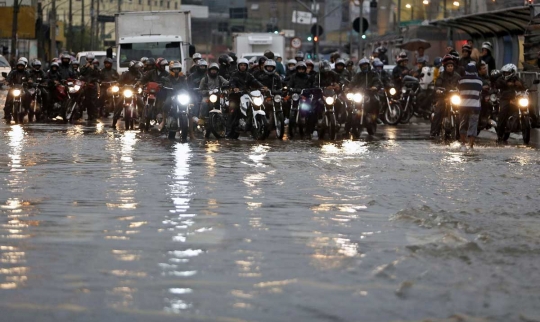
{"left": 154, "top": 1, "right": 157, "bottom": 6}
{"left": 139, "top": 0, "right": 141, "bottom": 4}
{"left": 167, "top": 1, "right": 169, "bottom": 8}
{"left": 174, "top": 1, "right": 177, "bottom": 9}
{"left": 159, "top": 0, "right": 163, "bottom": 6}
{"left": 148, "top": 0, "right": 150, "bottom": 5}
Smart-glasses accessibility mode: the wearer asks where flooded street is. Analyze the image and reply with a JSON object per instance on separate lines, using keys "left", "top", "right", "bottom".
{"left": 1, "top": 104, "right": 540, "bottom": 321}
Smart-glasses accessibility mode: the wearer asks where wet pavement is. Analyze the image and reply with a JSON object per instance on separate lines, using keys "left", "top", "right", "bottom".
{"left": 1, "top": 93, "right": 540, "bottom": 321}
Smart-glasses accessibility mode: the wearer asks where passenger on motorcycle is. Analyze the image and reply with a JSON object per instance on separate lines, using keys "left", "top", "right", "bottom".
{"left": 80, "top": 53, "right": 101, "bottom": 120}
{"left": 218, "top": 54, "right": 231, "bottom": 80}
{"left": 495, "top": 64, "right": 525, "bottom": 141}
{"left": 349, "top": 57, "right": 384, "bottom": 121}
{"left": 3, "top": 60, "right": 31, "bottom": 121}
{"left": 198, "top": 62, "right": 229, "bottom": 122}
{"left": 392, "top": 52, "right": 411, "bottom": 90}
{"left": 430, "top": 55, "right": 461, "bottom": 137}
{"left": 227, "top": 58, "right": 265, "bottom": 138}
{"left": 98, "top": 57, "right": 119, "bottom": 117}
{"left": 59, "top": 53, "right": 75, "bottom": 80}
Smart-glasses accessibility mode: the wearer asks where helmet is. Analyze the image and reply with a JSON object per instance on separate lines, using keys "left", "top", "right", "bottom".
{"left": 156, "top": 57, "right": 168, "bottom": 69}
{"left": 320, "top": 60, "right": 331, "bottom": 72}
{"left": 501, "top": 63, "right": 517, "bottom": 80}
{"left": 16, "top": 60, "right": 26, "bottom": 67}
{"left": 462, "top": 44, "right": 472, "bottom": 52}
{"left": 218, "top": 54, "right": 230, "bottom": 66}
{"left": 140, "top": 57, "right": 148, "bottom": 63}
{"left": 331, "top": 52, "right": 341, "bottom": 61}
{"left": 346, "top": 60, "right": 354, "bottom": 67}
{"left": 490, "top": 69, "right": 501, "bottom": 82}
{"left": 209, "top": 62, "right": 219, "bottom": 71}
{"left": 193, "top": 53, "right": 202, "bottom": 60}
{"left": 295, "top": 51, "right": 304, "bottom": 60}
{"left": 397, "top": 52, "right": 408, "bottom": 63}
{"left": 434, "top": 57, "right": 443, "bottom": 67}
{"left": 274, "top": 53, "right": 282, "bottom": 59}
{"left": 258, "top": 56, "right": 268, "bottom": 66}
{"left": 449, "top": 50, "right": 460, "bottom": 61}
{"left": 170, "top": 61, "right": 182, "bottom": 76}
{"left": 135, "top": 61, "right": 144, "bottom": 69}
{"left": 482, "top": 42, "right": 493, "bottom": 51}
{"left": 306, "top": 59, "right": 314, "bottom": 67}
{"left": 61, "top": 53, "right": 71, "bottom": 60}
{"left": 86, "top": 53, "right": 95, "bottom": 60}
{"left": 228, "top": 52, "right": 237, "bottom": 62}
{"left": 50, "top": 62, "right": 60, "bottom": 69}
{"left": 263, "top": 59, "right": 276, "bottom": 75}
{"left": 359, "top": 57, "right": 370, "bottom": 66}
{"left": 442, "top": 54, "right": 455, "bottom": 66}
{"left": 335, "top": 58, "right": 346, "bottom": 67}
{"left": 378, "top": 46, "right": 388, "bottom": 54}
{"left": 263, "top": 50, "right": 275, "bottom": 60}
{"left": 19, "top": 57, "right": 29, "bottom": 65}
{"left": 416, "top": 57, "right": 427, "bottom": 64}
{"left": 237, "top": 58, "right": 249, "bottom": 71}
{"left": 198, "top": 59, "right": 208, "bottom": 67}
{"left": 287, "top": 59, "right": 297, "bottom": 66}
{"left": 92, "top": 60, "right": 100, "bottom": 66}
{"left": 372, "top": 58, "right": 384, "bottom": 68}
{"left": 71, "top": 58, "right": 79, "bottom": 66}
{"left": 129, "top": 60, "right": 137, "bottom": 69}
{"left": 296, "top": 61, "right": 307, "bottom": 69}
{"left": 31, "top": 60, "right": 42, "bottom": 68}
{"left": 104, "top": 57, "right": 113, "bottom": 65}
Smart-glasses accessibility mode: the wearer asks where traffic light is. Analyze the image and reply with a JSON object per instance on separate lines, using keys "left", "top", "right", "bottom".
{"left": 307, "top": 36, "right": 312, "bottom": 41}
{"left": 313, "top": 36, "right": 319, "bottom": 42}
{"left": 266, "top": 24, "right": 279, "bottom": 33}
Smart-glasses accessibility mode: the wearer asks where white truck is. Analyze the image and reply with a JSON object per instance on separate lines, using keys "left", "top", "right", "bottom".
{"left": 233, "top": 33, "right": 285, "bottom": 60}
{"left": 115, "top": 11, "right": 194, "bottom": 73}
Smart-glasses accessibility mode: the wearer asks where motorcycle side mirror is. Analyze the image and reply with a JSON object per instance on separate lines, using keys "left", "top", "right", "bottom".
{"left": 189, "top": 45, "right": 196, "bottom": 58}
{"left": 2, "top": 72, "right": 7, "bottom": 77}
{"left": 533, "top": 79, "right": 540, "bottom": 85}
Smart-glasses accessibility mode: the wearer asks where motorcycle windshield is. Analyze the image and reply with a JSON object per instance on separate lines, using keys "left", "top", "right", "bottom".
{"left": 323, "top": 88, "right": 335, "bottom": 97}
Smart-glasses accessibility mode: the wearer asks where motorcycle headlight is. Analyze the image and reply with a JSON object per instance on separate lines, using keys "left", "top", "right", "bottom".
{"left": 138, "top": 88, "right": 143, "bottom": 94}
{"left": 12, "top": 89, "right": 21, "bottom": 97}
{"left": 346, "top": 93, "right": 353, "bottom": 100}
{"left": 177, "top": 94, "right": 190, "bottom": 105}
{"left": 490, "top": 94, "right": 497, "bottom": 103}
{"left": 451, "top": 95, "right": 461, "bottom": 106}
{"left": 325, "top": 97, "right": 335, "bottom": 105}
{"left": 389, "top": 88, "right": 397, "bottom": 96}
{"left": 402, "top": 88, "right": 407, "bottom": 94}
{"left": 111, "top": 85, "right": 120, "bottom": 93}
{"left": 209, "top": 94, "right": 218, "bottom": 103}
{"left": 74, "top": 85, "right": 81, "bottom": 91}
{"left": 68, "top": 87, "right": 77, "bottom": 93}
{"left": 292, "top": 93, "right": 300, "bottom": 101}
{"left": 353, "top": 93, "right": 363, "bottom": 103}
{"left": 274, "top": 95, "right": 282, "bottom": 103}
{"left": 519, "top": 98, "right": 529, "bottom": 107}
{"left": 253, "top": 96, "right": 264, "bottom": 106}
{"left": 123, "top": 89, "right": 133, "bottom": 98}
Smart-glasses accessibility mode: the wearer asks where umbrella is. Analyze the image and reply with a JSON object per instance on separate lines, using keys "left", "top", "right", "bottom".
{"left": 398, "top": 39, "right": 431, "bottom": 51}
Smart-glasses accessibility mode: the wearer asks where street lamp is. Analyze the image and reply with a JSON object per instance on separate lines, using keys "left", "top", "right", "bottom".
{"left": 405, "top": 3, "right": 412, "bottom": 8}
{"left": 453, "top": 1, "right": 460, "bottom": 6}
{"left": 423, "top": 0, "right": 429, "bottom": 4}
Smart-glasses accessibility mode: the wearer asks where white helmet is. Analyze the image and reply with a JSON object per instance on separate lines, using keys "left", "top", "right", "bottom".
{"left": 193, "top": 53, "right": 202, "bottom": 60}
{"left": 481, "top": 42, "right": 493, "bottom": 51}
{"left": 274, "top": 53, "right": 282, "bottom": 58}
{"left": 198, "top": 59, "right": 208, "bottom": 67}
{"left": 263, "top": 59, "right": 277, "bottom": 75}
{"left": 501, "top": 63, "right": 517, "bottom": 80}
{"left": 19, "top": 57, "right": 28, "bottom": 66}
{"left": 287, "top": 59, "right": 297, "bottom": 66}
{"left": 359, "top": 57, "right": 370, "bottom": 66}
{"left": 86, "top": 53, "right": 95, "bottom": 60}
{"left": 237, "top": 58, "right": 249, "bottom": 70}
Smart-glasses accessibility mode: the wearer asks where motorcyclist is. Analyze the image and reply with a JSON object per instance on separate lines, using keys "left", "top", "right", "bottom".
{"left": 334, "top": 58, "right": 351, "bottom": 83}
{"left": 227, "top": 58, "right": 265, "bottom": 138}
{"left": 314, "top": 60, "right": 340, "bottom": 90}
{"left": 228, "top": 52, "right": 238, "bottom": 73}
{"left": 287, "top": 61, "right": 314, "bottom": 120}
{"left": 372, "top": 59, "right": 393, "bottom": 88}
{"left": 495, "top": 64, "right": 525, "bottom": 141}
{"left": 346, "top": 60, "right": 355, "bottom": 75}
{"left": 377, "top": 45, "right": 389, "bottom": 65}
{"left": 114, "top": 60, "right": 144, "bottom": 129}
{"left": 190, "top": 53, "right": 202, "bottom": 74}
{"left": 3, "top": 60, "right": 31, "bottom": 121}
{"left": 188, "top": 59, "right": 208, "bottom": 89}
{"left": 263, "top": 50, "right": 275, "bottom": 60}
{"left": 28, "top": 60, "right": 49, "bottom": 119}
{"left": 143, "top": 57, "right": 154, "bottom": 73}
{"left": 139, "top": 58, "right": 172, "bottom": 130}
{"left": 392, "top": 52, "right": 411, "bottom": 90}
{"left": 198, "top": 62, "right": 229, "bottom": 125}
{"left": 71, "top": 59, "right": 80, "bottom": 78}
{"left": 430, "top": 54, "right": 461, "bottom": 137}
{"left": 98, "top": 57, "right": 119, "bottom": 117}
{"left": 275, "top": 53, "right": 286, "bottom": 77}
{"left": 284, "top": 59, "right": 297, "bottom": 82}
{"left": 481, "top": 42, "right": 496, "bottom": 73}
{"left": 79, "top": 53, "right": 101, "bottom": 120}
{"left": 58, "top": 53, "right": 75, "bottom": 80}
{"left": 295, "top": 51, "right": 305, "bottom": 62}
{"left": 256, "top": 60, "right": 283, "bottom": 129}
{"left": 349, "top": 57, "right": 383, "bottom": 123}
{"left": 218, "top": 54, "right": 231, "bottom": 80}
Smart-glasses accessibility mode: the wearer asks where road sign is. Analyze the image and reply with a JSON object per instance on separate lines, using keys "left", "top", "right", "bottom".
{"left": 353, "top": 17, "right": 369, "bottom": 33}
{"left": 310, "top": 24, "right": 324, "bottom": 37}
{"left": 291, "top": 37, "right": 302, "bottom": 49}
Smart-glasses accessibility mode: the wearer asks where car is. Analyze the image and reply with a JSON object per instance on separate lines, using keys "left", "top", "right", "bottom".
{"left": 0, "top": 54, "right": 11, "bottom": 82}
{"left": 77, "top": 51, "right": 117, "bottom": 69}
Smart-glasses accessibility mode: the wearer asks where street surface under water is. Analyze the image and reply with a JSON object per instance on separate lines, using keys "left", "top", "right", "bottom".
{"left": 1, "top": 96, "right": 540, "bottom": 321}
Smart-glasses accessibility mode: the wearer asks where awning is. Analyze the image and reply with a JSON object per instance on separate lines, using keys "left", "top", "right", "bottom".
{"left": 430, "top": 6, "right": 534, "bottom": 37}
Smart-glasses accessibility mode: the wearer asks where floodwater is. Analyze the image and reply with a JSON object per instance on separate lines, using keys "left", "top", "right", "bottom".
{"left": 1, "top": 99, "right": 540, "bottom": 321}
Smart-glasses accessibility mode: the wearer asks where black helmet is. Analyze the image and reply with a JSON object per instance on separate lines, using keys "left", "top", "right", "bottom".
{"left": 146, "top": 58, "right": 156, "bottom": 68}
{"left": 320, "top": 60, "right": 331, "bottom": 72}
{"left": 490, "top": 69, "right": 501, "bottom": 82}
{"left": 228, "top": 52, "right": 237, "bottom": 63}
{"left": 218, "top": 54, "right": 230, "bottom": 66}
{"left": 104, "top": 58, "right": 113, "bottom": 65}
{"left": 434, "top": 57, "right": 443, "bottom": 67}
{"left": 258, "top": 56, "right": 268, "bottom": 66}
{"left": 263, "top": 50, "right": 275, "bottom": 60}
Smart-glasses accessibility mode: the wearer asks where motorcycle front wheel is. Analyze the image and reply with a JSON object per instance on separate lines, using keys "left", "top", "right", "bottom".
{"left": 210, "top": 113, "right": 226, "bottom": 138}
{"left": 522, "top": 115, "right": 531, "bottom": 144}
{"left": 275, "top": 112, "right": 285, "bottom": 140}
{"left": 180, "top": 115, "right": 189, "bottom": 141}
{"left": 385, "top": 103, "right": 402, "bottom": 126}
{"left": 252, "top": 115, "right": 268, "bottom": 140}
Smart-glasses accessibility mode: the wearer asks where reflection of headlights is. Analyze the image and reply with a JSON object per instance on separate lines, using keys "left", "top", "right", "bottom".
{"left": 74, "top": 85, "right": 81, "bottom": 91}
{"left": 177, "top": 94, "right": 190, "bottom": 105}
{"left": 253, "top": 96, "right": 264, "bottom": 106}
{"left": 12, "top": 89, "right": 21, "bottom": 97}
{"left": 346, "top": 93, "right": 353, "bottom": 100}
{"left": 389, "top": 88, "right": 397, "bottom": 96}
{"left": 353, "top": 93, "right": 363, "bottom": 103}
{"left": 123, "top": 89, "right": 133, "bottom": 98}
{"left": 325, "top": 97, "right": 335, "bottom": 105}
{"left": 138, "top": 88, "right": 143, "bottom": 94}
{"left": 519, "top": 98, "right": 529, "bottom": 107}
{"left": 450, "top": 95, "right": 461, "bottom": 105}
{"left": 274, "top": 95, "right": 282, "bottom": 103}
{"left": 209, "top": 94, "right": 218, "bottom": 103}
{"left": 292, "top": 93, "right": 300, "bottom": 101}
{"left": 112, "top": 85, "right": 120, "bottom": 93}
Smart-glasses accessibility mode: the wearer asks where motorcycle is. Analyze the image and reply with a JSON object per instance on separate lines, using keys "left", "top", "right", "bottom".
{"left": 317, "top": 88, "right": 338, "bottom": 140}
{"left": 104, "top": 82, "right": 121, "bottom": 118}
{"left": 120, "top": 85, "right": 141, "bottom": 130}
{"left": 10, "top": 83, "right": 27, "bottom": 124}
{"left": 437, "top": 88, "right": 461, "bottom": 140}
{"left": 140, "top": 82, "right": 161, "bottom": 132}
{"left": 378, "top": 86, "right": 402, "bottom": 126}
{"left": 28, "top": 78, "right": 46, "bottom": 122}
{"left": 502, "top": 89, "right": 534, "bottom": 144}
{"left": 166, "top": 88, "right": 192, "bottom": 141}
{"left": 229, "top": 89, "right": 269, "bottom": 140}
{"left": 399, "top": 75, "right": 420, "bottom": 124}
{"left": 346, "top": 88, "right": 379, "bottom": 138}
{"left": 64, "top": 79, "right": 86, "bottom": 123}
{"left": 288, "top": 88, "right": 318, "bottom": 139}
{"left": 262, "top": 88, "right": 285, "bottom": 140}
{"left": 203, "top": 86, "right": 229, "bottom": 139}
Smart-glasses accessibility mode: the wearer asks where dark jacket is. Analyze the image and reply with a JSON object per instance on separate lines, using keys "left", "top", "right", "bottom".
{"left": 482, "top": 54, "right": 496, "bottom": 73}
{"left": 99, "top": 67, "right": 119, "bottom": 82}
{"left": 288, "top": 73, "right": 314, "bottom": 93}
{"left": 80, "top": 64, "right": 100, "bottom": 83}
{"left": 495, "top": 75, "right": 525, "bottom": 101}
{"left": 313, "top": 71, "right": 341, "bottom": 88}
{"left": 229, "top": 70, "right": 264, "bottom": 91}
{"left": 169, "top": 74, "right": 188, "bottom": 91}
{"left": 119, "top": 70, "right": 142, "bottom": 86}
{"left": 28, "top": 69, "right": 47, "bottom": 83}
{"left": 254, "top": 71, "right": 282, "bottom": 93}
{"left": 350, "top": 70, "right": 382, "bottom": 90}
{"left": 46, "top": 70, "right": 63, "bottom": 87}
{"left": 188, "top": 70, "right": 206, "bottom": 89}
{"left": 392, "top": 64, "right": 411, "bottom": 88}
{"left": 335, "top": 69, "right": 351, "bottom": 84}
{"left": 435, "top": 71, "right": 461, "bottom": 93}
{"left": 6, "top": 69, "right": 30, "bottom": 85}
{"left": 140, "top": 69, "right": 171, "bottom": 86}
{"left": 58, "top": 64, "right": 74, "bottom": 80}
{"left": 219, "top": 65, "right": 230, "bottom": 80}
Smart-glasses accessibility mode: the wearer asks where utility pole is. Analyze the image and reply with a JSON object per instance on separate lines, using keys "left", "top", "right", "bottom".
{"left": 396, "top": 0, "right": 401, "bottom": 35}
{"left": 314, "top": 0, "right": 319, "bottom": 61}
{"left": 90, "top": 0, "right": 95, "bottom": 48}
{"left": 68, "top": 0, "right": 73, "bottom": 50}
{"left": 81, "top": 0, "right": 85, "bottom": 51}
{"left": 51, "top": 0, "right": 57, "bottom": 59}
{"left": 11, "top": 0, "right": 21, "bottom": 63}
{"left": 443, "top": 0, "right": 447, "bottom": 18}
{"left": 358, "top": 0, "right": 363, "bottom": 58}
{"left": 118, "top": 0, "right": 122, "bottom": 13}
{"left": 96, "top": 0, "right": 100, "bottom": 49}
{"left": 37, "top": 2, "right": 44, "bottom": 59}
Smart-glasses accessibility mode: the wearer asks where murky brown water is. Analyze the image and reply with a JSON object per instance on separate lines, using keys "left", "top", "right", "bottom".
{"left": 1, "top": 101, "right": 540, "bottom": 321}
